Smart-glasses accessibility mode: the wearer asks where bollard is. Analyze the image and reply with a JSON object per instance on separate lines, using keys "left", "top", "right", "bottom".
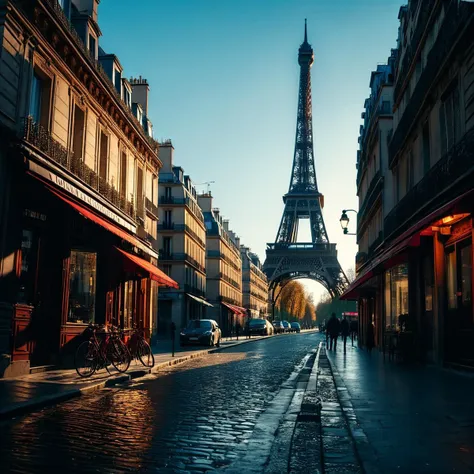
{"left": 171, "top": 321, "right": 176, "bottom": 357}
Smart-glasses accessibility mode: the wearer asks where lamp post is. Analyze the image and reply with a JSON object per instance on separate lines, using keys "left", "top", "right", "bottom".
{"left": 340, "top": 209, "right": 357, "bottom": 236}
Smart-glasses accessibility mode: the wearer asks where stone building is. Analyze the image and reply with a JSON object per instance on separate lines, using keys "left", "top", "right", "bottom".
{"left": 156, "top": 142, "right": 210, "bottom": 339}
{"left": 197, "top": 193, "right": 245, "bottom": 336}
{"left": 0, "top": 0, "right": 176, "bottom": 377}
{"left": 240, "top": 247, "right": 269, "bottom": 319}
{"left": 342, "top": 0, "right": 474, "bottom": 368}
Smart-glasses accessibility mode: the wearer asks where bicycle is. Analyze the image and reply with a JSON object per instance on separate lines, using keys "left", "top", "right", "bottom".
{"left": 127, "top": 326, "right": 155, "bottom": 368}
{"left": 75, "top": 324, "right": 130, "bottom": 377}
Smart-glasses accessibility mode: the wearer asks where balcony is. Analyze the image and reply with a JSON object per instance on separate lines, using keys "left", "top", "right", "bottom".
{"left": 158, "top": 251, "right": 205, "bottom": 273}
{"left": 218, "top": 273, "right": 241, "bottom": 290}
{"left": 389, "top": 2, "right": 471, "bottom": 165}
{"left": 145, "top": 197, "right": 158, "bottom": 218}
{"left": 385, "top": 128, "right": 474, "bottom": 239}
{"left": 184, "top": 284, "right": 206, "bottom": 298}
{"left": 159, "top": 196, "right": 187, "bottom": 205}
{"left": 23, "top": 117, "right": 141, "bottom": 222}
{"left": 158, "top": 222, "right": 175, "bottom": 231}
{"left": 219, "top": 295, "right": 241, "bottom": 306}
{"left": 207, "top": 250, "right": 241, "bottom": 272}
{"left": 157, "top": 223, "right": 205, "bottom": 247}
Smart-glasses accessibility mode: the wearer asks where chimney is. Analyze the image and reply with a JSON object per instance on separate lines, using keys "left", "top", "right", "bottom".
{"left": 197, "top": 194, "right": 212, "bottom": 212}
{"left": 130, "top": 76, "right": 149, "bottom": 115}
{"left": 158, "top": 141, "right": 174, "bottom": 173}
{"left": 223, "top": 220, "right": 230, "bottom": 232}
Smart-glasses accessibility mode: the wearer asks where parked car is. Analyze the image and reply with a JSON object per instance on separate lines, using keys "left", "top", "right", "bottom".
{"left": 247, "top": 318, "right": 274, "bottom": 336}
{"left": 282, "top": 320, "right": 290, "bottom": 332}
{"left": 290, "top": 322, "right": 301, "bottom": 333}
{"left": 180, "top": 319, "right": 221, "bottom": 347}
{"left": 273, "top": 320, "right": 285, "bottom": 334}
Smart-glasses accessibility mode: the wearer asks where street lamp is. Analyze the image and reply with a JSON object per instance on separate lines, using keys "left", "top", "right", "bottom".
{"left": 340, "top": 209, "right": 357, "bottom": 235}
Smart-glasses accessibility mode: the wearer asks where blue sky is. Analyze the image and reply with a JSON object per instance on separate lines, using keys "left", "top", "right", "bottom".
{"left": 98, "top": 0, "right": 403, "bottom": 302}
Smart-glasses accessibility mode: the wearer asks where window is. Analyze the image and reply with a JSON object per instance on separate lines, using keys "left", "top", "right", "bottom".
{"left": 407, "top": 149, "right": 414, "bottom": 190}
{"left": 123, "top": 280, "right": 134, "bottom": 329}
{"left": 165, "top": 187, "right": 172, "bottom": 200}
{"left": 68, "top": 251, "right": 97, "bottom": 324}
{"left": 163, "top": 237, "right": 172, "bottom": 256}
{"left": 446, "top": 249, "right": 457, "bottom": 310}
{"left": 58, "top": 0, "right": 70, "bottom": 19}
{"left": 137, "top": 166, "right": 144, "bottom": 206}
{"left": 389, "top": 264, "right": 409, "bottom": 330}
{"left": 114, "top": 69, "right": 121, "bottom": 94}
{"left": 72, "top": 105, "right": 85, "bottom": 162}
{"left": 120, "top": 151, "right": 127, "bottom": 197}
{"left": 440, "top": 84, "right": 461, "bottom": 155}
{"left": 164, "top": 210, "right": 172, "bottom": 227}
{"left": 162, "top": 264, "right": 171, "bottom": 276}
{"left": 88, "top": 34, "right": 97, "bottom": 59}
{"left": 422, "top": 121, "right": 431, "bottom": 174}
{"left": 460, "top": 244, "right": 472, "bottom": 309}
{"left": 98, "top": 130, "right": 109, "bottom": 181}
{"left": 29, "top": 70, "right": 52, "bottom": 128}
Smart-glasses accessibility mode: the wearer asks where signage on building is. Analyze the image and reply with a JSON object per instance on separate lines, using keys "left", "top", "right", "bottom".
{"left": 28, "top": 161, "right": 137, "bottom": 234}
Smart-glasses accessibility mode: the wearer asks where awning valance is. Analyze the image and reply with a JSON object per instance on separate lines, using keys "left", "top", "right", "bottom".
{"left": 43, "top": 184, "right": 158, "bottom": 259}
{"left": 186, "top": 293, "right": 213, "bottom": 307}
{"left": 116, "top": 247, "right": 179, "bottom": 288}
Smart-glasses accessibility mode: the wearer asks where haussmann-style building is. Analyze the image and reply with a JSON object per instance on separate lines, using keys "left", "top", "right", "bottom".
{"left": 156, "top": 141, "right": 211, "bottom": 339}
{"left": 240, "top": 246, "right": 269, "bottom": 320}
{"left": 197, "top": 193, "right": 246, "bottom": 336}
{"left": 0, "top": 0, "right": 177, "bottom": 377}
{"left": 342, "top": 0, "right": 474, "bottom": 369}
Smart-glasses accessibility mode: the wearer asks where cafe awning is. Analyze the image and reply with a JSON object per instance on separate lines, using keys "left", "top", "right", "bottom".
{"left": 221, "top": 302, "right": 247, "bottom": 316}
{"left": 45, "top": 185, "right": 158, "bottom": 259}
{"left": 186, "top": 293, "right": 214, "bottom": 307}
{"left": 116, "top": 247, "right": 179, "bottom": 288}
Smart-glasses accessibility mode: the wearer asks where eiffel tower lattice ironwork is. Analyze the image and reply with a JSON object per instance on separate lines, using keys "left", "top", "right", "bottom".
{"left": 264, "top": 20, "right": 348, "bottom": 299}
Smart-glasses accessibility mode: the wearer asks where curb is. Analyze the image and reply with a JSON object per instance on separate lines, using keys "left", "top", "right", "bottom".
{"left": 1, "top": 330, "right": 319, "bottom": 421}
{"left": 325, "top": 350, "right": 381, "bottom": 474}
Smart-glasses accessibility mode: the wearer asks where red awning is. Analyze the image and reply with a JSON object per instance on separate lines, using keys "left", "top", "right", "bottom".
{"left": 47, "top": 186, "right": 156, "bottom": 258}
{"left": 116, "top": 247, "right": 179, "bottom": 288}
{"left": 222, "top": 302, "right": 246, "bottom": 316}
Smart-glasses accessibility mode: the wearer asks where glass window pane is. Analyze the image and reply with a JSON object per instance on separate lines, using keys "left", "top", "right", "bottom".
{"left": 384, "top": 271, "right": 392, "bottom": 329}
{"left": 68, "top": 251, "right": 97, "bottom": 324}
{"left": 391, "top": 264, "right": 408, "bottom": 330}
{"left": 29, "top": 74, "right": 42, "bottom": 122}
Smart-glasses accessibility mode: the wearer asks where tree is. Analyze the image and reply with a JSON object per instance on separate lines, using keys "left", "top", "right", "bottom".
{"left": 346, "top": 267, "right": 356, "bottom": 283}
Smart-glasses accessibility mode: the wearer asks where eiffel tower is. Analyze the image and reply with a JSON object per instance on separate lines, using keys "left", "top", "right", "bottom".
{"left": 264, "top": 21, "right": 348, "bottom": 300}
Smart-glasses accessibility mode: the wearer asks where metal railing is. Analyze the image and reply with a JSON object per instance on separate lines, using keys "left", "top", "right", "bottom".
{"left": 218, "top": 272, "right": 241, "bottom": 290}
{"left": 385, "top": 128, "right": 474, "bottom": 239}
{"left": 145, "top": 197, "right": 158, "bottom": 218}
{"left": 23, "top": 117, "right": 141, "bottom": 221}
{"left": 158, "top": 251, "right": 206, "bottom": 273}
{"left": 207, "top": 250, "right": 241, "bottom": 272}
{"left": 184, "top": 285, "right": 206, "bottom": 298}
{"left": 266, "top": 243, "right": 336, "bottom": 252}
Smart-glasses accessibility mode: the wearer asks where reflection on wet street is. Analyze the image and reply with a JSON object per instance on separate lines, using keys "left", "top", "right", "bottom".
{"left": 1, "top": 333, "right": 321, "bottom": 473}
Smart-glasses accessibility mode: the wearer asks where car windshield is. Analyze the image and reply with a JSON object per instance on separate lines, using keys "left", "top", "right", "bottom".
{"left": 291, "top": 323, "right": 299, "bottom": 327}
{"left": 249, "top": 319, "right": 265, "bottom": 326}
{"left": 186, "top": 320, "right": 212, "bottom": 330}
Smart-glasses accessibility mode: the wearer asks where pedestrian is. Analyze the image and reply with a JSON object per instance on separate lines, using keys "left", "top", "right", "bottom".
{"left": 340, "top": 315, "right": 350, "bottom": 352}
{"left": 350, "top": 319, "right": 358, "bottom": 346}
{"left": 326, "top": 313, "right": 341, "bottom": 351}
{"left": 236, "top": 321, "right": 241, "bottom": 341}
{"left": 366, "top": 321, "right": 375, "bottom": 355}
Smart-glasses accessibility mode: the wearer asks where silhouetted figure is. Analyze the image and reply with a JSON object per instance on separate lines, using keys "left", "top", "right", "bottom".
{"left": 340, "top": 315, "right": 350, "bottom": 352}
{"left": 366, "top": 322, "right": 375, "bottom": 355}
{"left": 327, "top": 313, "right": 341, "bottom": 351}
{"left": 236, "top": 322, "right": 241, "bottom": 341}
{"left": 350, "top": 319, "right": 358, "bottom": 346}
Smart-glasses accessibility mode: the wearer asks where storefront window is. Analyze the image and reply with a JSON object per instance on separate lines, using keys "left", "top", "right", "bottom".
{"left": 391, "top": 264, "right": 409, "bottom": 330}
{"left": 446, "top": 250, "right": 457, "bottom": 310}
{"left": 68, "top": 251, "right": 97, "bottom": 324}
{"left": 123, "top": 280, "right": 134, "bottom": 329}
{"left": 384, "top": 271, "right": 392, "bottom": 330}
{"left": 460, "top": 244, "right": 472, "bottom": 309}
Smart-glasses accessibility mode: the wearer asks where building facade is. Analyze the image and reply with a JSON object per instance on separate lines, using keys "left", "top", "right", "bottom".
{"left": 343, "top": 0, "right": 474, "bottom": 368}
{"left": 156, "top": 142, "right": 210, "bottom": 339}
{"left": 240, "top": 247, "right": 269, "bottom": 319}
{"left": 0, "top": 0, "right": 176, "bottom": 377}
{"left": 197, "top": 193, "right": 245, "bottom": 336}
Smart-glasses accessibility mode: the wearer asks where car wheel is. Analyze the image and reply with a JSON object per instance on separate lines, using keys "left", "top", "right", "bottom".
{"left": 209, "top": 336, "right": 214, "bottom": 347}
{"left": 216, "top": 337, "right": 221, "bottom": 347}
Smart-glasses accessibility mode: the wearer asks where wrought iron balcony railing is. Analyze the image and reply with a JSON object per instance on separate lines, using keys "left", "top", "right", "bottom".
{"left": 207, "top": 250, "right": 241, "bottom": 272}
{"left": 219, "top": 295, "right": 242, "bottom": 306}
{"left": 145, "top": 197, "right": 158, "bottom": 218}
{"left": 385, "top": 128, "right": 474, "bottom": 239}
{"left": 184, "top": 284, "right": 206, "bottom": 298}
{"left": 158, "top": 251, "right": 205, "bottom": 273}
{"left": 23, "top": 117, "right": 141, "bottom": 222}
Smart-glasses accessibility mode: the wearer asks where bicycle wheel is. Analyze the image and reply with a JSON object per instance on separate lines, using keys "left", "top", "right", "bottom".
{"left": 138, "top": 340, "right": 155, "bottom": 368}
{"left": 75, "top": 341, "right": 98, "bottom": 377}
{"left": 107, "top": 339, "right": 130, "bottom": 373}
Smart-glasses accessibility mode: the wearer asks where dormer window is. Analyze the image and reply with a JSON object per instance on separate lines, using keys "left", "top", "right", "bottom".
{"left": 58, "top": 0, "right": 71, "bottom": 19}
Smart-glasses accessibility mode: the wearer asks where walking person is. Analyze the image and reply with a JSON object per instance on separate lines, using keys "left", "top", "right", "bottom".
{"left": 340, "top": 315, "right": 350, "bottom": 352}
{"left": 327, "top": 313, "right": 341, "bottom": 351}
{"left": 236, "top": 321, "right": 242, "bottom": 341}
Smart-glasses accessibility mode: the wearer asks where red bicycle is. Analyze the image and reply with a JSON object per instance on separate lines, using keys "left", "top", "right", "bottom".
{"left": 126, "top": 326, "right": 155, "bottom": 368}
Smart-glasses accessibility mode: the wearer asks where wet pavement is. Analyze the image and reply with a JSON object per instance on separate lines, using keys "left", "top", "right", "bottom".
{"left": 0, "top": 332, "right": 321, "bottom": 473}
{"left": 327, "top": 343, "right": 474, "bottom": 474}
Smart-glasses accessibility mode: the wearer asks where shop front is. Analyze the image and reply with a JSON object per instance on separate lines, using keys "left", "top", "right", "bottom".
{"left": 3, "top": 165, "right": 176, "bottom": 377}
{"left": 221, "top": 302, "right": 247, "bottom": 337}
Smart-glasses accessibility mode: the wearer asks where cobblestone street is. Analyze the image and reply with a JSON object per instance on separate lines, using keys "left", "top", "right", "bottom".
{"left": 0, "top": 333, "right": 321, "bottom": 473}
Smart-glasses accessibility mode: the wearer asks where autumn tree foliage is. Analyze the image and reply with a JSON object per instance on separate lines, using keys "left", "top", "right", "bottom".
{"left": 274, "top": 280, "right": 316, "bottom": 326}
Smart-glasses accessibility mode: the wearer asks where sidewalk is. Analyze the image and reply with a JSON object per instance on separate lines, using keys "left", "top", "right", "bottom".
{"left": 0, "top": 332, "right": 309, "bottom": 420}
{"left": 326, "top": 344, "right": 474, "bottom": 474}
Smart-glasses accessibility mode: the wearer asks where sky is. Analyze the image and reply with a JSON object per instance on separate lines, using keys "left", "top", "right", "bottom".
{"left": 98, "top": 0, "right": 403, "bottom": 303}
